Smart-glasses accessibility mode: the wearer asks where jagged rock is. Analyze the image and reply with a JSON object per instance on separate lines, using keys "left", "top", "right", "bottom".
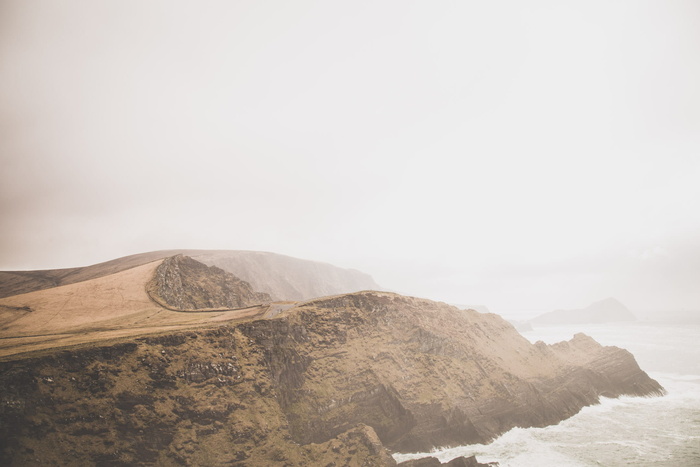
{"left": 0, "top": 291, "right": 663, "bottom": 465}
{"left": 256, "top": 292, "right": 662, "bottom": 452}
{"left": 0, "top": 326, "right": 397, "bottom": 466}
{"left": 147, "top": 255, "right": 271, "bottom": 311}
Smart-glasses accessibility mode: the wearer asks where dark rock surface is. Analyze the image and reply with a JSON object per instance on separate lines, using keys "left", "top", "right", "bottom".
{"left": 0, "top": 291, "right": 663, "bottom": 465}
{"left": 262, "top": 292, "right": 662, "bottom": 453}
{"left": 147, "top": 255, "right": 271, "bottom": 310}
{"left": 0, "top": 328, "right": 396, "bottom": 466}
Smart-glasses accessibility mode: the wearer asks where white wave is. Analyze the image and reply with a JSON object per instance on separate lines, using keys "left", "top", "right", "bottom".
{"left": 394, "top": 322, "right": 700, "bottom": 466}
{"left": 394, "top": 427, "right": 587, "bottom": 467}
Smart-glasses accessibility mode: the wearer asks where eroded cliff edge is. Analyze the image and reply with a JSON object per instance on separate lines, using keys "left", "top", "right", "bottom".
{"left": 147, "top": 255, "right": 272, "bottom": 311}
{"left": 0, "top": 291, "right": 663, "bottom": 465}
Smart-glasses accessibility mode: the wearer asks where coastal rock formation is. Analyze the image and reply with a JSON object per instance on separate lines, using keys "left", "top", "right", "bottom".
{"left": 147, "top": 255, "right": 271, "bottom": 311}
{"left": 530, "top": 297, "right": 636, "bottom": 325}
{"left": 0, "top": 333, "right": 394, "bottom": 466}
{"left": 0, "top": 291, "right": 663, "bottom": 465}
{"left": 258, "top": 292, "right": 662, "bottom": 452}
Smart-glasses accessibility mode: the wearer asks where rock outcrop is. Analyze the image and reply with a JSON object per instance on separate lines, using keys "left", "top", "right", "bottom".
{"left": 147, "top": 255, "right": 271, "bottom": 311}
{"left": 256, "top": 292, "right": 662, "bottom": 452}
{"left": 0, "top": 291, "right": 663, "bottom": 465}
{"left": 530, "top": 297, "right": 636, "bottom": 325}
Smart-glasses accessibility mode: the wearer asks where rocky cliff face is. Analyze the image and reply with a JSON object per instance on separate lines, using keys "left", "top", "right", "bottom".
{"left": 254, "top": 292, "right": 662, "bottom": 452}
{"left": 0, "top": 330, "right": 394, "bottom": 466}
{"left": 0, "top": 291, "right": 663, "bottom": 466}
{"left": 147, "top": 255, "right": 271, "bottom": 311}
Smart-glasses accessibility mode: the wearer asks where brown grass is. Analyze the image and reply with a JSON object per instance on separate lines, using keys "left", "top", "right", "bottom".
{"left": 0, "top": 260, "right": 275, "bottom": 360}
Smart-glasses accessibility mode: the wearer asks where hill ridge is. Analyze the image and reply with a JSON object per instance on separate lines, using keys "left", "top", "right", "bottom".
{"left": 0, "top": 249, "right": 381, "bottom": 301}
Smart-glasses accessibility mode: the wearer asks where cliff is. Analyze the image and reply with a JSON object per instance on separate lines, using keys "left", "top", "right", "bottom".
{"left": 0, "top": 291, "right": 663, "bottom": 466}
{"left": 146, "top": 255, "right": 271, "bottom": 311}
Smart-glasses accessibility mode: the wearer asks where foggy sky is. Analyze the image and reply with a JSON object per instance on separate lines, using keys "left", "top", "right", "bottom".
{"left": 1, "top": 1, "right": 699, "bottom": 316}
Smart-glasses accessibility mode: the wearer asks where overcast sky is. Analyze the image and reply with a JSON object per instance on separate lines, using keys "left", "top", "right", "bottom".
{"left": 1, "top": 1, "right": 699, "bottom": 316}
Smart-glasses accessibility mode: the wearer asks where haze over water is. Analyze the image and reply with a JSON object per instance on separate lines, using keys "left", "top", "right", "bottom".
{"left": 1, "top": 0, "right": 700, "bottom": 319}
{"left": 395, "top": 321, "right": 700, "bottom": 466}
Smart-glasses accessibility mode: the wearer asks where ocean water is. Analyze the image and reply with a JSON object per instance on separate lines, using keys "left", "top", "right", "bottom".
{"left": 394, "top": 322, "right": 700, "bottom": 466}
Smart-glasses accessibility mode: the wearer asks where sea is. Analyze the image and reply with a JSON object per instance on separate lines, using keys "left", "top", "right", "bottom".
{"left": 393, "top": 321, "right": 700, "bottom": 466}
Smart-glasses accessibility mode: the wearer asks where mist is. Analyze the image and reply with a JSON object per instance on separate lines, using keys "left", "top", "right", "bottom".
{"left": 1, "top": 0, "right": 699, "bottom": 317}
